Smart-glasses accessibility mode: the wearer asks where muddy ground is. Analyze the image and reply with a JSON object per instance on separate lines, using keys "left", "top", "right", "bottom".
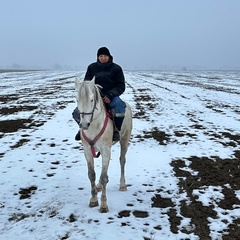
{"left": 0, "top": 71, "right": 240, "bottom": 239}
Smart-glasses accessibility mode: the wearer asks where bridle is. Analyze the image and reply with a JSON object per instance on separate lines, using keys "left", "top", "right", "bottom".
{"left": 79, "top": 87, "right": 99, "bottom": 124}
{"left": 79, "top": 98, "right": 97, "bottom": 124}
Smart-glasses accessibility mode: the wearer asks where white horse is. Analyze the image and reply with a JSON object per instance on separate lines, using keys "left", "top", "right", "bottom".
{"left": 75, "top": 77, "right": 132, "bottom": 212}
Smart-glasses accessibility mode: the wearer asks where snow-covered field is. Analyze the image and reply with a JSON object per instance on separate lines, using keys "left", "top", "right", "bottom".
{"left": 0, "top": 70, "right": 239, "bottom": 240}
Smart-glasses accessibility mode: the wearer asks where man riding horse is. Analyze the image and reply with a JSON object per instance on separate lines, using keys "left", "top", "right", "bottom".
{"left": 72, "top": 47, "right": 126, "bottom": 142}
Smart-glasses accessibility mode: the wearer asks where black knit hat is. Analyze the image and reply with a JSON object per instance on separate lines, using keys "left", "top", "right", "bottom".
{"left": 97, "top": 47, "right": 111, "bottom": 57}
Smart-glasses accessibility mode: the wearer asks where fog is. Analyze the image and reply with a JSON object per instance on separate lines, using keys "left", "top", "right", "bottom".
{"left": 1, "top": 0, "right": 240, "bottom": 70}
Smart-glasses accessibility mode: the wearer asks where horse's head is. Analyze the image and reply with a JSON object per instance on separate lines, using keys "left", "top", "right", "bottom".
{"left": 75, "top": 77, "right": 100, "bottom": 130}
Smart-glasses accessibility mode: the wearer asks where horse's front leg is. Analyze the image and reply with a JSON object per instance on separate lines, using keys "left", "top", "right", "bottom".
{"left": 86, "top": 158, "right": 99, "bottom": 208}
{"left": 99, "top": 151, "right": 111, "bottom": 213}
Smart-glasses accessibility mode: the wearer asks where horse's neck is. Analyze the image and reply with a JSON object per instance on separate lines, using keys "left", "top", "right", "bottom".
{"left": 90, "top": 96, "right": 106, "bottom": 127}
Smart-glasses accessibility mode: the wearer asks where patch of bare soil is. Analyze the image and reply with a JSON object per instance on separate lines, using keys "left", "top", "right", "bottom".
{"left": 129, "top": 84, "right": 240, "bottom": 239}
{"left": 1, "top": 79, "right": 240, "bottom": 239}
{"left": 134, "top": 123, "right": 240, "bottom": 239}
{"left": 171, "top": 154, "right": 240, "bottom": 239}
{"left": 0, "top": 98, "right": 71, "bottom": 142}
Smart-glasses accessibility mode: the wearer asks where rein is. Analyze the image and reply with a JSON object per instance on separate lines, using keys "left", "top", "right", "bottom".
{"left": 81, "top": 114, "right": 109, "bottom": 158}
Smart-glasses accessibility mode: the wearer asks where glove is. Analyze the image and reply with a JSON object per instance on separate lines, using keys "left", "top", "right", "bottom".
{"left": 103, "top": 96, "right": 110, "bottom": 104}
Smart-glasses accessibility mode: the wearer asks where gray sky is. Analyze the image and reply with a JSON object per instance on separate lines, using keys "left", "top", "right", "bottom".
{"left": 1, "top": 0, "right": 240, "bottom": 70}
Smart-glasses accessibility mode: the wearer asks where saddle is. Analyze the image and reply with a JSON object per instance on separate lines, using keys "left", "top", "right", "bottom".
{"left": 104, "top": 103, "right": 114, "bottom": 120}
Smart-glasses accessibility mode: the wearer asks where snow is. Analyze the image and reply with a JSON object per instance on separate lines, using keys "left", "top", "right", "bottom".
{"left": 0, "top": 70, "right": 239, "bottom": 239}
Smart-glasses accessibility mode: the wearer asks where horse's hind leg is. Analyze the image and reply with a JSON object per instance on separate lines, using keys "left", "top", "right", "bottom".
{"left": 96, "top": 182, "right": 103, "bottom": 192}
{"left": 119, "top": 137, "right": 129, "bottom": 191}
{"left": 87, "top": 159, "right": 99, "bottom": 208}
{"left": 119, "top": 105, "right": 132, "bottom": 191}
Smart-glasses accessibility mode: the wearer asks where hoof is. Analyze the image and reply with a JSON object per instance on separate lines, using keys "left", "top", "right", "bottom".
{"left": 89, "top": 201, "right": 99, "bottom": 208}
{"left": 119, "top": 185, "right": 127, "bottom": 191}
{"left": 99, "top": 207, "right": 109, "bottom": 213}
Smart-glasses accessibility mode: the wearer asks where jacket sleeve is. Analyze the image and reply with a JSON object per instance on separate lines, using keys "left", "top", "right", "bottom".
{"left": 106, "top": 65, "right": 125, "bottom": 100}
{"left": 84, "top": 64, "right": 94, "bottom": 80}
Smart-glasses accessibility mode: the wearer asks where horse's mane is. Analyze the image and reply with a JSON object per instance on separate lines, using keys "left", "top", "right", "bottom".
{"left": 94, "top": 84, "right": 105, "bottom": 109}
{"left": 80, "top": 81, "right": 104, "bottom": 108}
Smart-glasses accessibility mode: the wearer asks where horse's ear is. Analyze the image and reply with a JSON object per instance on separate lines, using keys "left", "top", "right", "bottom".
{"left": 91, "top": 76, "right": 95, "bottom": 84}
{"left": 75, "top": 78, "right": 79, "bottom": 90}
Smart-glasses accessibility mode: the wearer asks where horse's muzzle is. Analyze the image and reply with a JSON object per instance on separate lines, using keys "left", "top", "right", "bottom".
{"left": 80, "top": 122, "right": 90, "bottom": 130}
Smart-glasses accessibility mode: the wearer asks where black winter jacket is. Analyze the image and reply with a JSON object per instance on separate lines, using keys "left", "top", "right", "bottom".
{"left": 84, "top": 57, "right": 125, "bottom": 100}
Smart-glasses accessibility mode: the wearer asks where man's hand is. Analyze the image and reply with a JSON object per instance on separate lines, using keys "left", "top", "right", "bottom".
{"left": 103, "top": 96, "right": 110, "bottom": 104}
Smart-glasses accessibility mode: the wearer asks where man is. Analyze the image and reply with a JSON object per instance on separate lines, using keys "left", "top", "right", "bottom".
{"left": 73, "top": 47, "right": 126, "bottom": 141}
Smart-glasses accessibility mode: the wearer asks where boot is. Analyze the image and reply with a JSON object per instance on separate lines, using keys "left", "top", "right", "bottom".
{"left": 113, "top": 117, "right": 124, "bottom": 141}
{"left": 75, "top": 130, "right": 81, "bottom": 141}
{"left": 112, "top": 130, "right": 120, "bottom": 142}
{"left": 72, "top": 107, "right": 81, "bottom": 141}
{"left": 114, "top": 116, "right": 125, "bottom": 131}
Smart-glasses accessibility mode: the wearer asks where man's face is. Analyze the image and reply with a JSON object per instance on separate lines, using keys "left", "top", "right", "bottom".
{"left": 98, "top": 54, "right": 109, "bottom": 63}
